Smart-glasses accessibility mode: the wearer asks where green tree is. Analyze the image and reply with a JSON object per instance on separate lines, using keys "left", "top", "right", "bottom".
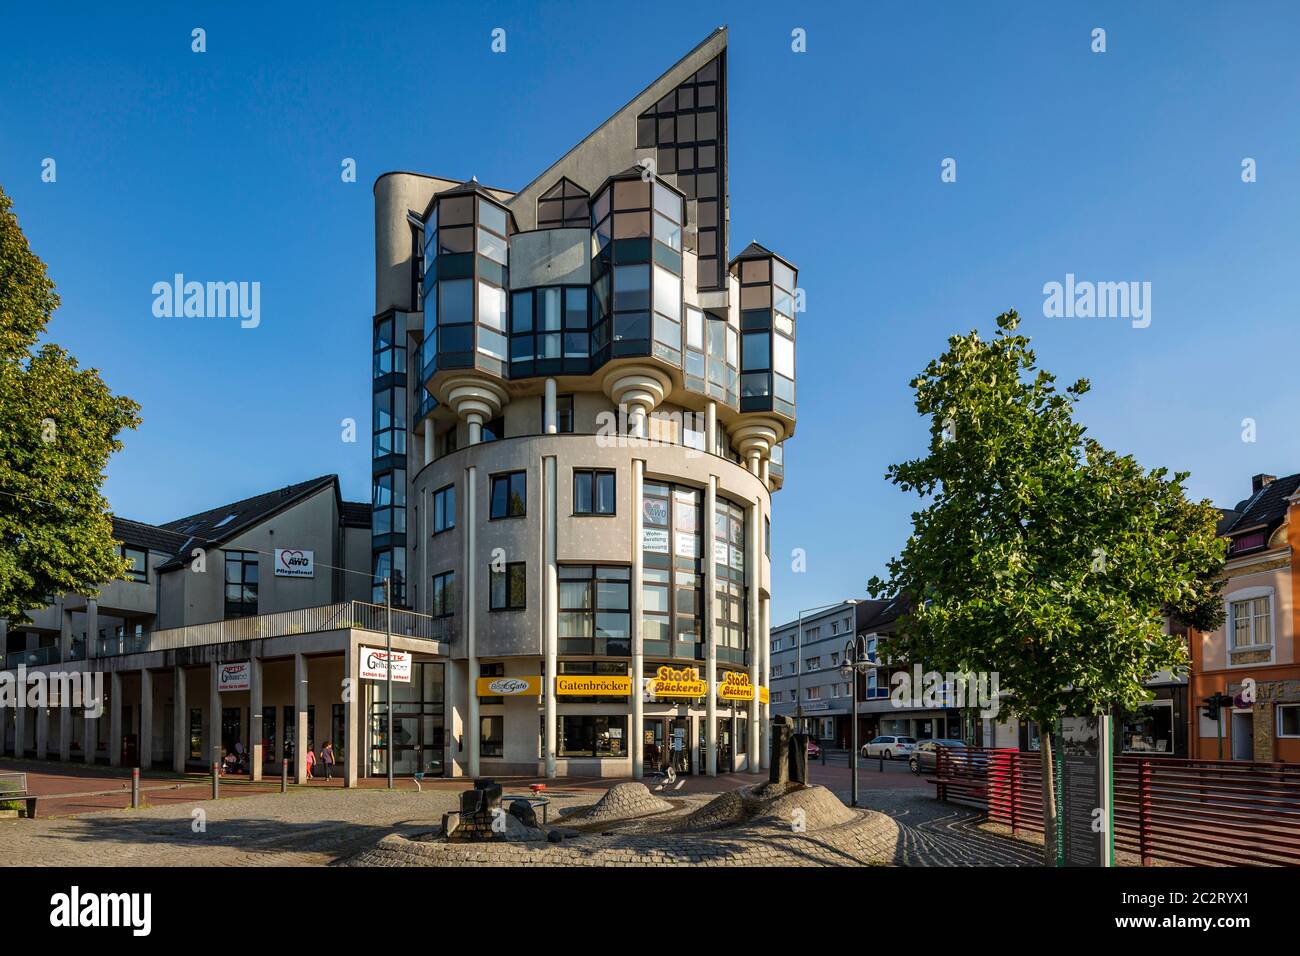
{"left": 0, "top": 185, "right": 140, "bottom": 623}
{"left": 869, "top": 311, "right": 1225, "bottom": 865}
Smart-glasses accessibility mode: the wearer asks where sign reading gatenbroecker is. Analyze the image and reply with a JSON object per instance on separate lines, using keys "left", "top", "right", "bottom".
{"left": 556, "top": 676, "right": 632, "bottom": 696}
{"left": 647, "top": 665, "right": 707, "bottom": 699}
{"left": 476, "top": 675, "right": 542, "bottom": 697}
{"left": 718, "top": 670, "right": 755, "bottom": 701}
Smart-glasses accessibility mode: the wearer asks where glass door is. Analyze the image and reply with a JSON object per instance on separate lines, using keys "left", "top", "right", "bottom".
{"left": 643, "top": 719, "right": 667, "bottom": 775}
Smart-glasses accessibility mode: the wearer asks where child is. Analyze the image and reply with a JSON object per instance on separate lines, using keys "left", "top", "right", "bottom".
{"left": 305, "top": 744, "right": 317, "bottom": 781}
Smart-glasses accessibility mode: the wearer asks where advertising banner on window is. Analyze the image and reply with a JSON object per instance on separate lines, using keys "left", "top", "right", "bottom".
{"left": 360, "top": 647, "right": 412, "bottom": 683}
{"left": 274, "top": 548, "right": 315, "bottom": 578}
{"left": 218, "top": 661, "right": 251, "bottom": 692}
{"left": 642, "top": 527, "right": 670, "bottom": 554}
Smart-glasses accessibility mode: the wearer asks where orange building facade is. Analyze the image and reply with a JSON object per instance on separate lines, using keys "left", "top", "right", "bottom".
{"left": 1189, "top": 474, "right": 1300, "bottom": 763}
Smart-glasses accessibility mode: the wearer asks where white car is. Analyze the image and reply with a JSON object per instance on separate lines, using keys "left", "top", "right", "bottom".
{"left": 861, "top": 735, "right": 917, "bottom": 760}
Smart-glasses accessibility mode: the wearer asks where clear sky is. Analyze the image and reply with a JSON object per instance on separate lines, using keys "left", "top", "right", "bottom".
{"left": 2, "top": 2, "right": 1298, "bottom": 626}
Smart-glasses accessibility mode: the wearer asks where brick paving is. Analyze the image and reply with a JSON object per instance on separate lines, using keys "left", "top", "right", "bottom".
{"left": 0, "top": 756, "right": 1031, "bottom": 867}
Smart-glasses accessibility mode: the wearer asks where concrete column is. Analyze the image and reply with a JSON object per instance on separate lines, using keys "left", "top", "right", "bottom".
{"left": 544, "top": 378, "right": 557, "bottom": 434}
{"left": 173, "top": 665, "right": 187, "bottom": 773}
{"left": 543, "top": 454, "right": 558, "bottom": 778}
{"left": 139, "top": 669, "right": 153, "bottom": 770}
{"left": 746, "top": 451, "right": 760, "bottom": 477}
{"left": 761, "top": 595, "right": 771, "bottom": 770}
{"left": 631, "top": 458, "right": 645, "bottom": 778}
{"left": 59, "top": 605, "right": 72, "bottom": 663}
{"left": 464, "top": 462, "right": 479, "bottom": 777}
{"left": 83, "top": 688, "right": 97, "bottom": 765}
{"left": 343, "top": 642, "right": 358, "bottom": 787}
{"left": 85, "top": 598, "right": 98, "bottom": 660}
{"left": 109, "top": 671, "right": 123, "bottom": 767}
{"left": 59, "top": 695, "right": 71, "bottom": 761}
{"left": 422, "top": 417, "right": 434, "bottom": 467}
{"left": 467, "top": 413, "right": 483, "bottom": 446}
{"left": 747, "top": 501, "right": 762, "bottom": 773}
{"left": 209, "top": 661, "right": 221, "bottom": 771}
{"left": 36, "top": 703, "right": 49, "bottom": 759}
{"left": 14, "top": 693, "right": 27, "bottom": 758}
{"left": 445, "top": 659, "right": 468, "bottom": 776}
{"left": 706, "top": 401, "right": 717, "bottom": 455}
{"left": 250, "top": 656, "right": 264, "bottom": 782}
{"left": 294, "top": 653, "right": 308, "bottom": 783}
{"left": 760, "top": 457, "right": 770, "bottom": 487}
{"left": 705, "top": 474, "right": 718, "bottom": 776}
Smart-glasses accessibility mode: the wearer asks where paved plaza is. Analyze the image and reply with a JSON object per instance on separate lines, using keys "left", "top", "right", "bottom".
{"left": 0, "top": 756, "right": 1038, "bottom": 868}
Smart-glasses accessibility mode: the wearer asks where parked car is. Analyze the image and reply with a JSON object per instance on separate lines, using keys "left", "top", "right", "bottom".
{"left": 909, "top": 738, "right": 972, "bottom": 774}
{"left": 861, "top": 735, "right": 917, "bottom": 760}
{"left": 806, "top": 738, "right": 822, "bottom": 760}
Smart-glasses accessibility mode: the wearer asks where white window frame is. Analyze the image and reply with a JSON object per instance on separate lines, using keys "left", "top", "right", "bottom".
{"left": 1226, "top": 586, "right": 1276, "bottom": 667}
{"left": 1278, "top": 703, "right": 1300, "bottom": 739}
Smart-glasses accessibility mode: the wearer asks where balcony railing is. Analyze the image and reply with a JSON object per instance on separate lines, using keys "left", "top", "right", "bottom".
{"left": 3, "top": 645, "right": 61, "bottom": 669}
{"left": 148, "top": 601, "right": 453, "bottom": 651}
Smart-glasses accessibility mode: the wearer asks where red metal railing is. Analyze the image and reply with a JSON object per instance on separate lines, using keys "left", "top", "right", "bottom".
{"left": 932, "top": 746, "right": 1300, "bottom": 866}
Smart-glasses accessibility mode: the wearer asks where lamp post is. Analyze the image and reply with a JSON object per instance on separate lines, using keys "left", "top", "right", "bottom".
{"left": 792, "top": 601, "right": 858, "bottom": 740}
{"left": 383, "top": 576, "right": 394, "bottom": 790}
{"left": 840, "top": 634, "right": 877, "bottom": 808}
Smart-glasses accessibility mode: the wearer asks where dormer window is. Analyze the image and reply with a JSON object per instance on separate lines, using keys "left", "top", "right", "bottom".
{"left": 537, "top": 178, "right": 589, "bottom": 229}
{"left": 1228, "top": 531, "right": 1267, "bottom": 555}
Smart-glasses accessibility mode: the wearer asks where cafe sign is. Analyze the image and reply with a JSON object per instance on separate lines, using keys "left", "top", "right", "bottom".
{"left": 718, "top": 671, "right": 756, "bottom": 701}
{"left": 556, "top": 675, "right": 632, "bottom": 696}
{"left": 476, "top": 675, "right": 541, "bottom": 697}
{"left": 647, "top": 665, "right": 707, "bottom": 699}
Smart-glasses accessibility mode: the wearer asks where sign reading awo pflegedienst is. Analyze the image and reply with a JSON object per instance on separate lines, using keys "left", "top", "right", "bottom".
{"left": 1055, "top": 715, "right": 1114, "bottom": 867}
{"left": 274, "top": 549, "right": 314, "bottom": 577}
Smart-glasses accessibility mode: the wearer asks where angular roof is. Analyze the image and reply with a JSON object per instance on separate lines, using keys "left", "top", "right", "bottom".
{"left": 111, "top": 517, "right": 190, "bottom": 555}
{"left": 1221, "top": 473, "right": 1300, "bottom": 537}
{"left": 155, "top": 475, "right": 340, "bottom": 571}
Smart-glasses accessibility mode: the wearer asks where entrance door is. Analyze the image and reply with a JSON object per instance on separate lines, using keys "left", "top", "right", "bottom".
{"left": 669, "top": 717, "right": 691, "bottom": 774}
{"left": 1231, "top": 711, "right": 1255, "bottom": 761}
{"left": 643, "top": 719, "right": 667, "bottom": 775}
{"left": 221, "top": 707, "right": 242, "bottom": 755}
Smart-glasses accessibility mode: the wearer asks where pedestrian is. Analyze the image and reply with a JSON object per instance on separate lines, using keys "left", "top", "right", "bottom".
{"left": 321, "top": 740, "right": 335, "bottom": 781}
{"left": 305, "top": 743, "right": 317, "bottom": 780}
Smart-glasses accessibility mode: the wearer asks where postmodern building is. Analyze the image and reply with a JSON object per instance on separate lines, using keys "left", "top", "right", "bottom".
{"left": 1189, "top": 472, "right": 1300, "bottom": 762}
{"left": 372, "top": 27, "right": 793, "bottom": 778}
{"left": 0, "top": 475, "right": 435, "bottom": 785}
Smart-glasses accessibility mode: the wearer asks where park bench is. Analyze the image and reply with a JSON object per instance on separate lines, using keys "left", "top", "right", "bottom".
{"left": 0, "top": 771, "right": 39, "bottom": 819}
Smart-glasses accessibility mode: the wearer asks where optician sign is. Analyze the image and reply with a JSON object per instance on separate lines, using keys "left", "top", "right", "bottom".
{"left": 274, "top": 549, "right": 314, "bottom": 578}
{"left": 717, "top": 671, "right": 755, "bottom": 701}
{"left": 646, "top": 665, "right": 707, "bottom": 699}
{"left": 360, "top": 647, "right": 411, "bottom": 684}
{"left": 476, "top": 675, "right": 542, "bottom": 697}
{"left": 218, "top": 661, "right": 251, "bottom": 692}
{"left": 556, "top": 675, "right": 632, "bottom": 696}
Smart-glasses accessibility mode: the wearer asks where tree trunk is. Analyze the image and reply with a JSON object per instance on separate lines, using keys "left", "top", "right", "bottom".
{"left": 1040, "top": 729, "right": 1057, "bottom": 866}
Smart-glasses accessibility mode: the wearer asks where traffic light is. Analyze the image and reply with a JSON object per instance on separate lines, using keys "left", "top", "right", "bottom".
{"left": 1201, "top": 695, "right": 1220, "bottom": 722}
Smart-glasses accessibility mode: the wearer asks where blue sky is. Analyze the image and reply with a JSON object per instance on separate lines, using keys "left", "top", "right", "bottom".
{"left": 2, "top": 2, "right": 1298, "bottom": 625}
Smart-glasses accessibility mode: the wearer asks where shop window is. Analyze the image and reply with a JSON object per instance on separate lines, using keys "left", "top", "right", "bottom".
{"left": 480, "top": 716, "right": 504, "bottom": 758}
{"left": 557, "top": 714, "right": 628, "bottom": 758}
{"left": 1277, "top": 704, "right": 1300, "bottom": 738}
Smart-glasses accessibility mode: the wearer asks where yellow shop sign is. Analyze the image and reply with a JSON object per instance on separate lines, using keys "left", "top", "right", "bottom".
{"left": 476, "top": 675, "right": 542, "bottom": 697}
{"left": 556, "top": 675, "right": 632, "bottom": 696}
{"left": 759, "top": 685, "right": 770, "bottom": 705}
{"left": 648, "top": 665, "right": 707, "bottom": 699}
{"left": 718, "top": 671, "right": 756, "bottom": 701}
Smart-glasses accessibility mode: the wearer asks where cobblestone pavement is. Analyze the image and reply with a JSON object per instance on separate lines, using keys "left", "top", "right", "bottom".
{"left": 1, "top": 777, "right": 1036, "bottom": 867}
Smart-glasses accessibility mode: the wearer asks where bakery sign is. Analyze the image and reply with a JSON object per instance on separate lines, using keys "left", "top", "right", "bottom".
{"left": 647, "top": 665, "right": 707, "bottom": 699}
{"left": 717, "top": 670, "right": 756, "bottom": 701}
{"left": 274, "top": 548, "right": 314, "bottom": 578}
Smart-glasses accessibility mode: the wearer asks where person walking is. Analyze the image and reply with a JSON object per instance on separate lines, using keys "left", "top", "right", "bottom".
{"left": 305, "top": 743, "right": 317, "bottom": 781}
{"left": 321, "top": 740, "right": 335, "bottom": 781}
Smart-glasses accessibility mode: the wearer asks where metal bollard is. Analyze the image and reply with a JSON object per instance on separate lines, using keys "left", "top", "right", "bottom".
{"left": 131, "top": 767, "right": 141, "bottom": 808}
{"left": 281, "top": 758, "right": 288, "bottom": 793}
{"left": 879, "top": 755, "right": 885, "bottom": 773}
{"left": 212, "top": 762, "right": 220, "bottom": 799}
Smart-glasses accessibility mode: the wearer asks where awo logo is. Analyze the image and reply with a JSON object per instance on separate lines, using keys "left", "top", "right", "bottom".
{"left": 50, "top": 886, "right": 151, "bottom": 936}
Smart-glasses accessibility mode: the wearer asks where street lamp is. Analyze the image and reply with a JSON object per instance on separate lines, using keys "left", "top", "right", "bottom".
{"left": 840, "top": 634, "right": 878, "bottom": 808}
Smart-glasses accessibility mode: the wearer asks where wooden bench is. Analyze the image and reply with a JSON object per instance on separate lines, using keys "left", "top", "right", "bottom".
{"left": 0, "top": 771, "right": 39, "bottom": 820}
